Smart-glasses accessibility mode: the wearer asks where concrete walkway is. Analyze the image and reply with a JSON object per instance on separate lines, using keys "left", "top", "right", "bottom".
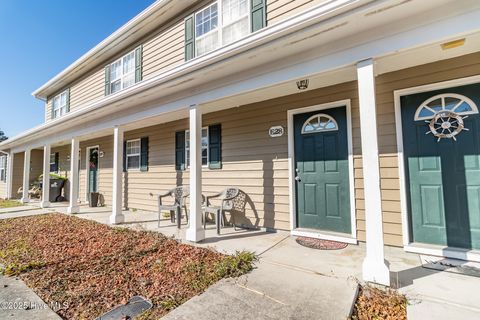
{"left": 0, "top": 276, "right": 61, "bottom": 320}
{"left": 163, "top": 239, "right": 358, "bottom": 320}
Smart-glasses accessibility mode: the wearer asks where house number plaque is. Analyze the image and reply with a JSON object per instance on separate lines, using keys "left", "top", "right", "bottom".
{"left": 269, "top": 126, "right": 284, "bottom": 137}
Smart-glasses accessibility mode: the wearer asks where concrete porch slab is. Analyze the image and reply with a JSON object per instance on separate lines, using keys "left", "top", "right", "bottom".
{"left": 8, "top": 204, "right": 480, "bottom": 320}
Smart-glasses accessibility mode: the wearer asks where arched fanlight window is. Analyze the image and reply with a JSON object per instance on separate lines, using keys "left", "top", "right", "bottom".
{"left": 414, "top": 93, "right": 478, "bottom": 121}
{"left": 301, "top": 113, "right": 338, "bottom": 134}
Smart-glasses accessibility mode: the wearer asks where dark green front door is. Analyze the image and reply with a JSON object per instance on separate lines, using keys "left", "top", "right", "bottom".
{"left": 401, "top": 83, "right": 480, "bottom": 250}
{"left": 88, "top": 148, "right": 99, "bottom": 194}
{"left": 294, "top": 106, "right": 351, "bottom": 233}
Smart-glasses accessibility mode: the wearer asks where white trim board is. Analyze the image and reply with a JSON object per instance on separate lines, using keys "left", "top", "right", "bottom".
{"left": 393, "top": 74, "right": 480, "bottom": 258}
{"left": 287, "top": 99, "right": 357, "bottom": 243}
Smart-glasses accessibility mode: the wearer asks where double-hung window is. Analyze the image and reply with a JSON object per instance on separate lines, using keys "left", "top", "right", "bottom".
{"left": 126, "top": 139, "right": 141, "bottom": 170}
{"left": 185, "top": 128, "right": 209, "bottom": 166}
{"left": 52, "top": 90, "right": 69, "bottom": 119}
{"left": 194, "top": 0, "right": 250, "bottom": 57}
{"left": 108, "top": 49, "right": 139, "bottom": 95}
{"left": 0, "top": 156, "right": 6, "bottom": 182}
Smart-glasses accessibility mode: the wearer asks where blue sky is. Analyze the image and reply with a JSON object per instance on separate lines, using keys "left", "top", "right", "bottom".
{"left": 0, "top": 0, "right": 155, "bottom": 138}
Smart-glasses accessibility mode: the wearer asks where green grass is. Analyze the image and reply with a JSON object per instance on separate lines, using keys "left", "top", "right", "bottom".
{"left": 0, "top": 199, "right": 22, "bottom": 209}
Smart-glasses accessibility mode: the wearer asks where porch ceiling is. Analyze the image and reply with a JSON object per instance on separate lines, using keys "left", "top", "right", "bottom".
{"left": 3, "top": 0, "right": 480, "bottom": 151}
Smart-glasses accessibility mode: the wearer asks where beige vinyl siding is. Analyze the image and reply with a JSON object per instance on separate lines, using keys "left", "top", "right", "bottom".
{"left": 266, "top": 0, "right": 329, "bottom": 25}
{"left": 69, "top": 69, "right": 105, "bottom": 112}
{"left": 120, "top": 81, "right": 360, "bottom": 231}
{"left": 43, "top": 0, "right": 335, "bottom": 122}
{"left": 142, "top": 20, "right": 185, "bottom": 80}
{"left": 10, "top": 150, "right": 43, "bottom": 199}
{"left": 372, "top": 51, "right": 480, "bottom": 247}
{"left": 11, "top": 152, "right": 24, "bottom": 199}
{"left": 0, "top": 181, "right": 6, "bottom": 199}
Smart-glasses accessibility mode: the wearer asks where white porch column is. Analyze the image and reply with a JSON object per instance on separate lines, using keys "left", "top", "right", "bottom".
{"left": 41, "top": 145, "right": 51, "bottom": 208}
{"left": 67, "top": 138, "right": 80, "bottom": 214}
{"left": 6, "top": 152, "right": 14, "bottom": 199}
{"left": 186, "top": 104, "right": 205, "bottom": 242}
{"left": 21, "top": 149, "right": 31, "bottom": 203}
{"left": 110, "top": 126, "right": 125, "bottom": 224}
{"left": 357, "top": 59, "right": 390, "bottom": 286}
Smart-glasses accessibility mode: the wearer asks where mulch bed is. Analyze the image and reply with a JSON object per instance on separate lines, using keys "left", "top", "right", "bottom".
{"left": 351, "top": 285, "right": 407, "bottom": 320}
{"left": 295, "top": 236, "right": 348, "bottom": 250}
{"left": 0, "top": 213, "right": 255, "bottom": 319}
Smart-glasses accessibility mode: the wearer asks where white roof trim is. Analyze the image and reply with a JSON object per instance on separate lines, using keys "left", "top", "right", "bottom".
{"left": 32, "top": 0, "right": 196, "bottom": 99}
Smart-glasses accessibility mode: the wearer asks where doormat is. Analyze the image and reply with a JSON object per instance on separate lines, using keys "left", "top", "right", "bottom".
{"left": 420, "top": 255, "right": 480, "bottom": 278}
{"left": 295, "top": 237, "right": 348, "bottom": 250}
{"left": 96, "top": 296, "right": 152, "bottom": 320}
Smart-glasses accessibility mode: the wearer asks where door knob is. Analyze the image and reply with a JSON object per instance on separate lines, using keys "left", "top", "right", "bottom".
{"left": 295, "top": 176, "right": 301, "bottom": 182}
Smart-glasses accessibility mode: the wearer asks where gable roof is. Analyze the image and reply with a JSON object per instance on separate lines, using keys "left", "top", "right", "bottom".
{"left": 32, "top": 0, "right": 197, "bottom": 100}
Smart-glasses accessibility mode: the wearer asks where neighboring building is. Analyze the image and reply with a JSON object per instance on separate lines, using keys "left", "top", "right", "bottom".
{"left": 1, "top": 0, "right": 480, "bottom": 285}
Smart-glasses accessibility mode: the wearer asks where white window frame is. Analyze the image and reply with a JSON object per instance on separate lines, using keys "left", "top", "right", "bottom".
{"left": 414, "top": 93, "right": 479, "bottom": 121}
{"left": 193, "top": 0, "right": 251, "bottom": 58}
{"left": 185, "top": 127, "right": 209, "bottom": 168}
{"left": 126, "top": 139, "right": 141, "bottom": 171}
{"left": 301, "top": 113, "right": 339, "bottom": 134}
{"left": 0, "top": 155, "right": 6, "bottom": 182}
{"left": 109, "top": 49, "right": 137, "bottom": 95}
{"left": 52, "top": 90, "right": 68, "bottom": 119}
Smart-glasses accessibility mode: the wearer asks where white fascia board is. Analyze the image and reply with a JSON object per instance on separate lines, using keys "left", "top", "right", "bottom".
{"left": 4, "top": 0, "right": 480, "bottom": 151}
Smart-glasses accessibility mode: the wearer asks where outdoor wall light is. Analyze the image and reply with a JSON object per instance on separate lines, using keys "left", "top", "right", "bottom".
{"left": 296, "top": 79, "right": 309, "bottom": 90}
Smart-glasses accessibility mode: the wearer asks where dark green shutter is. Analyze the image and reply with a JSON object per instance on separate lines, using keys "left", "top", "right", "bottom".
{"left": 208, "top": 124, "right": 222, "bottom": 169}
{"left": 251, "top": 0, "right": 266, "bottom": 32}
{"left": 135, "top": 45, "right": 143, "bottom": 83}
{"left": 123, "top": 140, "right": 127, "bottom": 172}
{"left": 104, "top": 64, "right": 111, "bottom": 96}
{"left": 185, "top": 15, "right": 195, "bottom": 61}
{"left": 65, "top": 88, "right": 70, "bottom": 113}
{"left": 175, "top": 131, "right": 186, "bottom": 170}
{"left": 140, "top": 137, "right": 149, "bottom": 172}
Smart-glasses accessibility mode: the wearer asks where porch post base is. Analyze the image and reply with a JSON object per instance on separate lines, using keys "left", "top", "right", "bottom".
{"left": 41, "top": 201, "right": 50, "bottom": 208}
{"left": 67, "top": 205, "right": 80, "bottom": 214}
{"left": 186, "top": 227, "right": 205, "bottom": 243}
{"left": 362, "top": 258, "right": 390, "bottom": 286}
{"left": 20, "top": 197, "right": 30, "bottom": 204}
{"left": 109, "top": 213, "right": 125, "bottom": 225}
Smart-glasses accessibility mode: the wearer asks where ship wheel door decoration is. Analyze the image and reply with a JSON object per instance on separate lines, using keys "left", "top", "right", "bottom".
{"left": 414, "top": 93, "right": 479, "bottom": 142}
